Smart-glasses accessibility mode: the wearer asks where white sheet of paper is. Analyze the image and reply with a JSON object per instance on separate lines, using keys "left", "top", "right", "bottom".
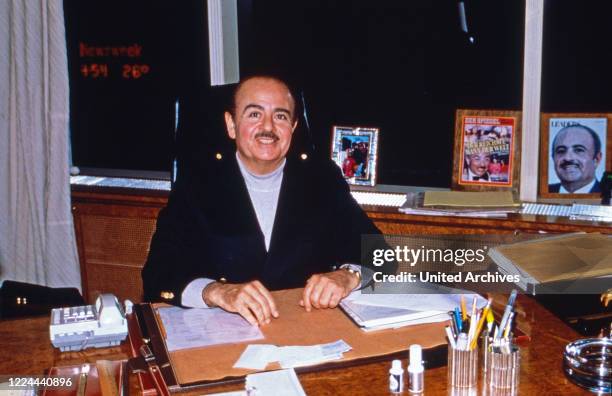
{"left": 233, "top": 344, "right": 279, "bottom": 370}
{"left": 360, "top": 312, "right": 451, "bottom": 332}
{"left": 157, "top": 306, "right": 264, "bottom": 351}
{"left": 320, "top": 339, "right": 351, "bottom": 355}
{"left": 279, "top": 351, "right": 343, "bottom": 369}
{"left": 277, "top": 339, "right": 351, "bottom": 368}
{"left": 245, "top": 369, "right": 306, "bottom": 396}
{"left": 234, "top": 340, "right": 352, "bottom": 370}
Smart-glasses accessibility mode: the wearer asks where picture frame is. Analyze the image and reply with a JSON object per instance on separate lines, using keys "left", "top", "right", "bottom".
{"left": 331, "top": 126, "right": 379, "bottom": 186}
{"left": 452, "top": 109, "right": 522, "bottom": 191}
{"left": 539, "top": 113, "right": 612, "bottom": 199}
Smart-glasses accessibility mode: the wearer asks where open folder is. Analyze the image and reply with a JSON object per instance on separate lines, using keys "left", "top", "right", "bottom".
{"left": 129, "top": 288, "right": 449, "bottom": 390}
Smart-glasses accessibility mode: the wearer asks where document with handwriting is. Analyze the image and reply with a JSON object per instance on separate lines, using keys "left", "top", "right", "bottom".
{"left": 157, "top": 306, "right": 264, "bottom": 351}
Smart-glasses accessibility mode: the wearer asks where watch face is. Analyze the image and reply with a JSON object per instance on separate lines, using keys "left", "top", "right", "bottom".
{"left": 344, "top": 267, "right": 361, "bottom": 280}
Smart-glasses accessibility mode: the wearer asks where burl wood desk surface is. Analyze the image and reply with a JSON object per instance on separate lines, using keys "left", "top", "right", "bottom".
{"left": 0, "top": 293, "right": 595, "bottom": 395}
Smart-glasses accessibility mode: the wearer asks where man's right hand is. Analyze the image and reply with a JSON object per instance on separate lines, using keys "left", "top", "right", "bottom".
{"left": 202, "top": 280, "right": 279, "bottom": 326}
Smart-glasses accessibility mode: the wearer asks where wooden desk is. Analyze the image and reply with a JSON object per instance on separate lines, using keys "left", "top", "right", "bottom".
{"left": 0, "top": 316, "right": 129, "bottom": 375}
{"left": 0, "top": 294, "right": 593, "bottom": 395}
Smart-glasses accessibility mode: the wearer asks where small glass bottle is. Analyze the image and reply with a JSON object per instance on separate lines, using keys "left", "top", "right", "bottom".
{"left": 408, "top": 344, "right": 424, "bottom": 393}
{"left": 389, "top": 359, "right": 404, "bottom": 393}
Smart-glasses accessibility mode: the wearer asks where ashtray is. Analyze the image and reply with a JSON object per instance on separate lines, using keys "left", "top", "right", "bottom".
{"left": 563, "top": 337, "right": 612, "bottom": 393}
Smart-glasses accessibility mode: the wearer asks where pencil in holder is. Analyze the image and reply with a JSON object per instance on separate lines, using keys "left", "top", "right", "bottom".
{"left": 486, "top": 346, "right": 520, "bottom": 390}
{"left": 448, "top": 344, "right": 479, "bottom": 389}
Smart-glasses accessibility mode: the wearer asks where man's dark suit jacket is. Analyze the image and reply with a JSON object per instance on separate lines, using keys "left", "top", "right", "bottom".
{"left": 142, "top": 152, "right": 381, "bottom": 305}
{"left": 548, "top": 179, "right": 601, "bottom": 193}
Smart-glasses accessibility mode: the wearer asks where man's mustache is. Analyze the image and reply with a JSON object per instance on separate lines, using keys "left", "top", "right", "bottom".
{"left": 255, "top": 131, "right": 279, "bottom": 141}
{"left": 560, "top": 160, "right": 581, "bottom": 168}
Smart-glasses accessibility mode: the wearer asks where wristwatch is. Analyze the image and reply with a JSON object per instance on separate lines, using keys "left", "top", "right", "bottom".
{"left": 339, "top": 264, "right": 362, "bottom": 284}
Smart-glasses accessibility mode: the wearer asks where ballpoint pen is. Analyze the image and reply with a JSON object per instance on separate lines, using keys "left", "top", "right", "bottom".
{"left": 508, "top": 289, "right": 517, "bottom": 306}
{"left": 454, "top": 307, "right": 463, "bottom": 333}
{"left": 503, "top": 312, "right": 514, "bottom": 340}
{"left": 448, "top": 313, "right": 459, "bottom": 338}
{"left": 449, "top": 311, "right": 459, "bottom": 337}
{"left": 460, "top": 296, "right": 468, "bottom": 322}
{"left": 497, "top": 290, "right": 517, "bottom": 341}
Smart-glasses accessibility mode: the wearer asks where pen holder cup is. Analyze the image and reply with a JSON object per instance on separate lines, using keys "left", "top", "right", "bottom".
{"left": 485, "top": 346, "right": 520, "bottom": 390}
{"left": 448, "top": 345, "right": 479, "bottom": 389}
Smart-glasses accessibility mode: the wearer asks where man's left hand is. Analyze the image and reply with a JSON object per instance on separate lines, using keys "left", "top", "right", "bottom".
{"left": 300, "top": 270, "right": 359, "bottom": 311}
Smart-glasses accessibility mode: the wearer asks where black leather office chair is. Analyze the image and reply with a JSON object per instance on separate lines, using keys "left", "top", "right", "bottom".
{"left": 0, "top": 280, "right": 84, "bottom": 319}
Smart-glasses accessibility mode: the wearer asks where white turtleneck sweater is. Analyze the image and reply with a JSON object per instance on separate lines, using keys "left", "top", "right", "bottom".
{"left": 181, "top": 153, "right": 285, "bottom": 307}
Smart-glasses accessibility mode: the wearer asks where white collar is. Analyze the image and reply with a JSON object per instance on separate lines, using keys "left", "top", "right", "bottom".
{"left": 236, "top": 152, "right": 285, "bottom": 192}
{"left": 235, "top": 152, "right": 286, "bottom": 179}
{"left": 559, "top": 178, "right": 596, "bottom": 194}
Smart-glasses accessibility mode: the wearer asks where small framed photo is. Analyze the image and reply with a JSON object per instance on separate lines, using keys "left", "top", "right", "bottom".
{"left": 452, "top": 110, "right": 522, "bottom": 191}
{"left": 331, "top": 126, "right": 379, "bottom": 186}
{"left": 539, "top": 113, "right": 611, "bottom": 199}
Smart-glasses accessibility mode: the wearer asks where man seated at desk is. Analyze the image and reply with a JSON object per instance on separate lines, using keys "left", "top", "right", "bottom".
{"left": 143, "top": 75, "right": 382, "bottom": 326}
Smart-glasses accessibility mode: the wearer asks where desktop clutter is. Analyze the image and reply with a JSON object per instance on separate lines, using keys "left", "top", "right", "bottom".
{"left": 446, "top": 291, "right": 521, "bottom": 395}
{"left": 41, "top": 288, "right": 611, "bottom": 395}
{"left": 399, "top": 190, "right": 612, "bottom": 222}
{"left": 443, "top": 289, "right": 611, "bottom": 395}
{"left": 379, "top": 290, "right": 524, "bottom": 395}
{"left": 44, "top": 294, "right": 130, "bottom": 396}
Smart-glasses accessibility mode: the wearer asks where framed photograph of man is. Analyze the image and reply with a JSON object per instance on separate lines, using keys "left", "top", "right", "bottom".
{"left": 452, "top": 109, "right": 522, "bottom": 191}
{"left": 539, "top": 113, "right": 612, "bottom": 199}
{"left": 331, "top": 126, "right": 379, "bottom": 186}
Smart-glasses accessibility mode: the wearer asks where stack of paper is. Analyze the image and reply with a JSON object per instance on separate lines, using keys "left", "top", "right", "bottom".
{"left": 339, "top": 299, "right": 450, "bottom": 331}
{"left": 399, "top": 191, "right": 520, "bottom": 218}
{"left": 423, "top": 191, "right": 519, "bottom": 207}
{"left": 340, "top": 286, "right": 487, "bottom": 331}
{"left": 234, "top": 340, "right": 352, "bottom": 370}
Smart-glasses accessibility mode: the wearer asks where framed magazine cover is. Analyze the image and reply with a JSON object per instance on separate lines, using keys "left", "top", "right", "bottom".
{"left": 539, "top": 113, "right": 612, "bottom": 199}
{"left": 452, "top": 109, "right": 522, "bottom": 191}
{"left": 330, "top": 126, "right": 379, "bottom": 186}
